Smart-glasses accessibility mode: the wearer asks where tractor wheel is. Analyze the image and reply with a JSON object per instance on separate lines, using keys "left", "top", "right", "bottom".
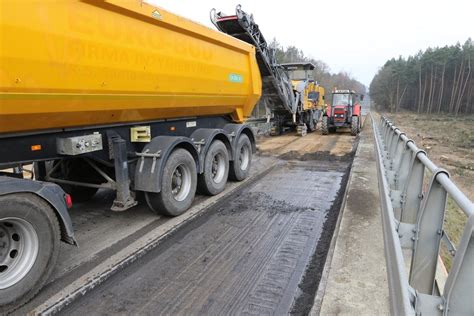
{"left": 351, "top": 116, "right": 359, "bottom": 136}
{"left": 321, "top": 116, "right": 329, "bottom": 135}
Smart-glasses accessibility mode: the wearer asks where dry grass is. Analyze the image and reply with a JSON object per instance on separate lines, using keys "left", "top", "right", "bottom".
{"left": 440, "top": 198, "right": 468, "bottom": 271}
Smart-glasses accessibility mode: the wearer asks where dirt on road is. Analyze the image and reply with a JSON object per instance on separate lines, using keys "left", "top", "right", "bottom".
{"left": 258, "top": 130, "right": 356, "bottom": 158}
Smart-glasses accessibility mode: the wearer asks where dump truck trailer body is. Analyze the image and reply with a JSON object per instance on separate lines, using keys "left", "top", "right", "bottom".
{"left": 0, "top": 0, "right": 261, "bottom": 135}
{"left": 0, "top": 1, "right": 261, "bottom": 311}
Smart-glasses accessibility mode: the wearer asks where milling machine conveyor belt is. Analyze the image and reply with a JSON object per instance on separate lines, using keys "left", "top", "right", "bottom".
{"left": 211, "top": 5, "right": 296, "bottom": 115}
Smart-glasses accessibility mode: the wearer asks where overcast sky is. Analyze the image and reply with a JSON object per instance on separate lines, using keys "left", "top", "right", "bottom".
{"left": 149, "top": 0, "right": 473, "bottom": 87}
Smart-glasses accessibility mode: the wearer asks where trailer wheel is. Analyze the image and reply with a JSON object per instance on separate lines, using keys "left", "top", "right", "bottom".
{"left": 321, "top": 116, "right": 329, "bottom": 135}
{"left": 145, "top": 148, "right": 197, "bottom": 216}
{"left": 351, "top": 116, "right": 359, "bottom": 136}
{"left": 229, "top": 134, "right": 252, "bottom": 181}
{"left": 0, "top": 194, "right": 60, "bottom": 312}
{"left": 198, "top": 140, "right": 229, "bottom": 195}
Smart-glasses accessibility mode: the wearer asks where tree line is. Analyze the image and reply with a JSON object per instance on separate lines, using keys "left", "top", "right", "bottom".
{"left": 370, "top": 39, "right": 473, "bottom": 115}
{"left": 269, "top": 39, "right": 366, "bottom": 97}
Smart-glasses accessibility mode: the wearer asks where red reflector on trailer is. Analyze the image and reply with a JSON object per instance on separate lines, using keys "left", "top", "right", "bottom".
{"left": 65, "top": 194, "right": 73, "bottom": 209}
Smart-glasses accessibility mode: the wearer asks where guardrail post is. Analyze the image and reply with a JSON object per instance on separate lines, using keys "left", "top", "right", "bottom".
{"left": 443, "top": 215, "right": 474, "bottom": 314}
{"left": 392, "top": 133, "right": 406, "bottom": 173}
{"left": 387, "top": 138, "right": 413, "bottom": 220}
{"left": 394, "top": 139, "right": 414, "bottom": 190}
{"left": 400, "top": 151, "right": 425, "bottom": 224}
{"left": 388, "top": 132, "right": 407, "bottom": 189}
{"left": 386, "top": 127, "right": 397, "bottom": 159}
{"left": 389, "top": 129, "right": 401, "bottom": 161}
{"left": 410, "top": 169, "right": 449, "bottom": 294}
{"left": 383, "top": 122, "right": 392, "bottom": 148}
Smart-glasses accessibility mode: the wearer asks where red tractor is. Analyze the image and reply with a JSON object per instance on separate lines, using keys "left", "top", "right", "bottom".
{"left": 321, "top": 89, "right": 363, "bottom": 136}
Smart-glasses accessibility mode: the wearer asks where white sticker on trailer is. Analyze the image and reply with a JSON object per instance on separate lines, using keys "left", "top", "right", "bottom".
{"left": 186, "top": 121, "right": 197, "bottom": 128}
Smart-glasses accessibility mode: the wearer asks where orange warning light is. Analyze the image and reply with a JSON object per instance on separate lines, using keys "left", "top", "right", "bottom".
{"left": 31, "top": 144, "right": 42, "bottom": 151}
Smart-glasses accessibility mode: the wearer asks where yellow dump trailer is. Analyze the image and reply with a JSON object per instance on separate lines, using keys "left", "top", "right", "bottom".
{"left": 0, "top": 0, "right": 261, "bottom": 134}
{"left": 0, "top": 3, "right": 261, "bottom": 310}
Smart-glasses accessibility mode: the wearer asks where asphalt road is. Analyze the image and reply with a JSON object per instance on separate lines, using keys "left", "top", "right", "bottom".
{"left": 60, "top": 134, "right": 356, "bottom": 315}
{"left": 13, "top": 130, "right": 358, "bottom": 315}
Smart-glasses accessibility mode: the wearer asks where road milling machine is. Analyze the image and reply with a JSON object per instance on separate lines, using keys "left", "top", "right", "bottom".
{"left": 211, "top": 6, "right": 325, "bottom": 136}
{"left": 281, "top": 63, "right": 326, "bottom": 136}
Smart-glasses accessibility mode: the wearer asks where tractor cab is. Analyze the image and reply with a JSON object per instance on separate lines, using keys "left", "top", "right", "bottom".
{"left": 331, "top": 90, "right": 357, "bottom": 121}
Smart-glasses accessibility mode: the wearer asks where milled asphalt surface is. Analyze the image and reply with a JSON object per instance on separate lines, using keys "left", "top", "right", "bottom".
{"left": 8, "top": 122, "right": 361, "bottom": 315}
{"left": 15, "top": 157, "right": 274, "bottom": 315}
{"left": 60, "top": 148, "right": 355, "bottom": 315}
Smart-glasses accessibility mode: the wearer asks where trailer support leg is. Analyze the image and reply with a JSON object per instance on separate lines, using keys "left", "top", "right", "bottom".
{"left": 35, "top": 161, "right": 47, "bottom": 180}
{"left": 111, "top": 138, "right": 137, "bottom": 211}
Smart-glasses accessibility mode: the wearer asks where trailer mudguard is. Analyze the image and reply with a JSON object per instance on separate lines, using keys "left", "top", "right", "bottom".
{"left": 190, "top": 129, "right": 232, "bottom": 174}
{"left": 223, "top": 124, "right": 256, "bottom": 161}
{"left": 0, "top": 176, "right": 76, "bottom": 245}
{"left": 134, "top": 136, "right": 199, "bottom": 193}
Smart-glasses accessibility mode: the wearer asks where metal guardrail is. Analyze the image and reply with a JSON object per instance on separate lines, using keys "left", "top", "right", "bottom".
{"left": 372, "top": 114, "right": 474, "bottom": 315}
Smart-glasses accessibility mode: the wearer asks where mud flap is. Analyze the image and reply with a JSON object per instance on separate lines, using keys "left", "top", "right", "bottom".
{"left": 134, "top": 136, "right": 199, "bottom": 193}
{"left": 190, "top": 129, "right": 232, "bottom": 174}
{"left": 223, "top": 124, "right": 256, "bottom": 161}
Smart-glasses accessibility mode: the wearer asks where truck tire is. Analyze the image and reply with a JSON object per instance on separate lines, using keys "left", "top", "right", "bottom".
{"left": 351, "top": 116, "right": 359, "bottom": 136}
{"left": 321, "top": 116, "right": 329, "bottom": 135}
{"left": 198, "top": 140, "right": 229, "bottom": 196}
{"left": 0, "top": 193, "right": 60, "bottom": 313}
{"left": 229, "top": 134, "right": 252, "bottom": 181}
{"left": 145, "top": 148, "right": 197, "bottom": 216}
